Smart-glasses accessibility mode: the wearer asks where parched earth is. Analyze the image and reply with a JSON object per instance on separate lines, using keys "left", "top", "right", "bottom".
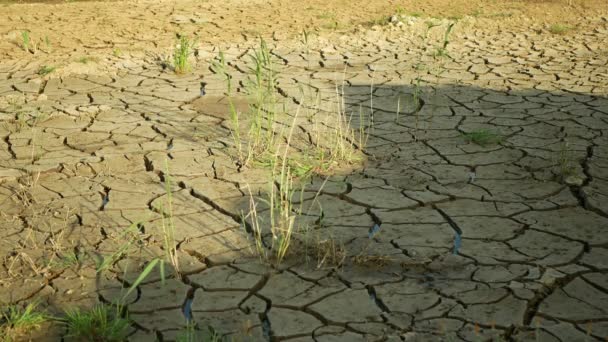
{"left": 1, "top": 0, "right": 608, "bottom": 341}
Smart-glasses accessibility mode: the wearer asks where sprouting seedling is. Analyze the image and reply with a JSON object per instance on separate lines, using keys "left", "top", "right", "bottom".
{"left": 173, "top": 34, "right": 195, "bottom": 74}
{"left": 21, "top": 31, "right": 30, "bottom": 52}
{"left": 423, "top": 20, "right": 441, "bottom": 40}
{"left": 433, "top": 21, "right": 456, "bottom": 58}
{"left": 44, "top": 35, "right": 51, "bottom": 51}
{"left": 302, "top": 28, "right": 310, "bottom": 53}
{"left": 37, "top": 65, "right": 56, "bottom": 76}
{"left": 442, "top": 21, "right": 456, "bottom": 50}
{"left": 210, "top": 50, "right": 232, "bottom": 94}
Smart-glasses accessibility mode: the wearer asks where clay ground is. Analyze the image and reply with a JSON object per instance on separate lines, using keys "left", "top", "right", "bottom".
{"left": 0, "top": 0, "right": 608, "bottom": 341}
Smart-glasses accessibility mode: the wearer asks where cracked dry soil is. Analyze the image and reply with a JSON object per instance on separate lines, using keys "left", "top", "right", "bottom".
{"left": 0, "top": 0, "right": 608, "bottom": 341}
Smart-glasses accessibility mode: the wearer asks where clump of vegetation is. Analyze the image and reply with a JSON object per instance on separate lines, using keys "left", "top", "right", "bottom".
{"left": 244, "top": 135, "right": 311, "bottom": 266}
{"left": 63, "top": 304, "right": 130, "bottom": 342}
{"left": 1, "top": 302, "right": 47, "bottom": 342}
{"left": 37, "top": 65, "right": 55, "bottom": 76}
{"left": 77, "top": 56, "right": 100, "bottom": 64}
{"left": 210, "top": 38, "right": 372, "bottom": 266}
{"left": 462, "top": 129, "right": 503, "bottom": 146}
{"left": 555, "top": 140, "right": 577, "bottom": 182}
{"left": 21, "top": 31, "right": 32, "bottom": 53}
{"left": 548, "top": 23, "right": 573, "bottom": 35}
{"left": 173, "top": 35, "right": 196, "bottom": 74}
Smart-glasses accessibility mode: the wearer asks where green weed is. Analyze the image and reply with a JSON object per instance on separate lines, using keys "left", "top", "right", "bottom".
{"left": 94, "top": 222, "right": 146, "bottom": 273}
{"left": 173, "top": 35, "right": 195, "bottom": 74}
{"left": 548, "top": 23, "right": 573, "bottom": 35}
{"left": 244, "top": 116, "right": 303, "bottom": 265}
{"left": 301, "top": 29, "right": 312, "bottom": 55}
{"left": 63, "top": 304, "right": 130, "bottom": 342}
{"left": 21, "top": 31, "right": 30, "bottom": 53}
{"left": 210, "top": 50, "right": 232, "bottom": 94}
{"left": 1, "top": 302, "right": 47, "bottom": 342}
{"left": 37, "top": 65, "right": 55, "bottom": 76}
{"left": 462, "top": 129, "right": 503, "bottom": 146}
{"left": 44, "top": 35, "right": 51, "bottom": 52}
{"left": 160, "top": 160, "right": 179, "bottom": 275}
{"left": 556, "top": 140, "right": 576, "bottom": 179}
{"left": 77, "top": 56, "right": 99, "bottom": 64}
{"left": 434, "top": 21, "right": 456, "bottom": 58}
{"left": 240, "top": 38, "right": 279, "bottom": 164}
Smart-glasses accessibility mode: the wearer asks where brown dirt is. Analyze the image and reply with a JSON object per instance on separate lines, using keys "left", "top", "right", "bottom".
{"left": 1, "top": 0, "right": 606, "bottom": 62}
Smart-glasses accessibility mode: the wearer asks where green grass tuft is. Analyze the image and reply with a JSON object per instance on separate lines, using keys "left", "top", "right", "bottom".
{"left": 173, "top": 35, "right": 195, "bottom": 74}
{"left": 37, "top": 65, "right": 55, "bottom": 76}
{"left": 21, "top": 31, "right": 30, "bottom": 52}
{"left": 64, "top": 304, "right": 130, "bottom": 342}
{"left": 1, "top": 302, "right": 47, "bottom": 342}
{"left": 77, "top": 56, "right": 100, "bottom": 64}
{"left": 548, "top": 23, "right": 573, "bottom": 34}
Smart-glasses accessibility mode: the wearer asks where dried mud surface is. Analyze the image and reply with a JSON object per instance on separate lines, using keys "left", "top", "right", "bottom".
{"left": 0, "top": 0, "right": 607, "bottom": 341}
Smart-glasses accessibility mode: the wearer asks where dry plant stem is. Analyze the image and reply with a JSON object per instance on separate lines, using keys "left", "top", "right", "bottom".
{"left": 161, "top": 159, "right": 180, "bottom": 275}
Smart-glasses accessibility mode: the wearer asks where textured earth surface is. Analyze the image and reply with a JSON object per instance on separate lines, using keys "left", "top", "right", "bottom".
{"left": 1, "top": 0, "right": 608, "bottom": 341}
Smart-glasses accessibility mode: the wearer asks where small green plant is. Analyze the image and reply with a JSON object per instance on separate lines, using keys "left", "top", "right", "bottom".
{"left": 177, "top": 325, "right": 223, "bottom": 342}
{"left": 1, "top": 302, "right": 47, "bottom": 342}
{"left": 44, "top": 35, "right": 51, "bottom": 51}
{"left": 112, "top": 48, "right": 122, "bottom": 57}
{"left": 462, "top": 129, "right": 503, "bottom": 146}
{"left": 301, "top": 28, "right": 312, "bottom": 55}
{"left": 173, "top": 35, "right": 195, "bottom": 74}
{"left": 423, "top": 20, "right": 441, "bottom": 40}
{"left": 321, "top": 20, "right": 341, "bottom": 30}
{"left": 434, "top": 21, "right": 456, "bottom": 58}
{"left": 63, "top": 304, "right": 130, "bottom": 342}
{"left": 548, "top": 23, "right": 573, "bottom": 35}
{"left": 245, "top": 147, "right": 302, "bottom": 265}
{"left": 210, "top": 50, "right": 232, "bottom": 93}
{"left": 556, "top": 140, "right": 576, "bottom": 179}
{"left": 21, "top": 31, "right": 30, "bottom": 53}
{"left": 243, "top": 107, "right": 327, "bottom": 266}
{"left": 160, "top": 160, "right": 180, "bottom": 275}
{"left": 77, "top": 56, "right": 99, "bottom": 64}
{"left": 239, "top": 38, "right": 279, "bottom": 165}
{"left": 37, "top": 65, "right": 55, "bottom": 76}
{"left": 46, "top": 250, "right": 82, "bottom": 270}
